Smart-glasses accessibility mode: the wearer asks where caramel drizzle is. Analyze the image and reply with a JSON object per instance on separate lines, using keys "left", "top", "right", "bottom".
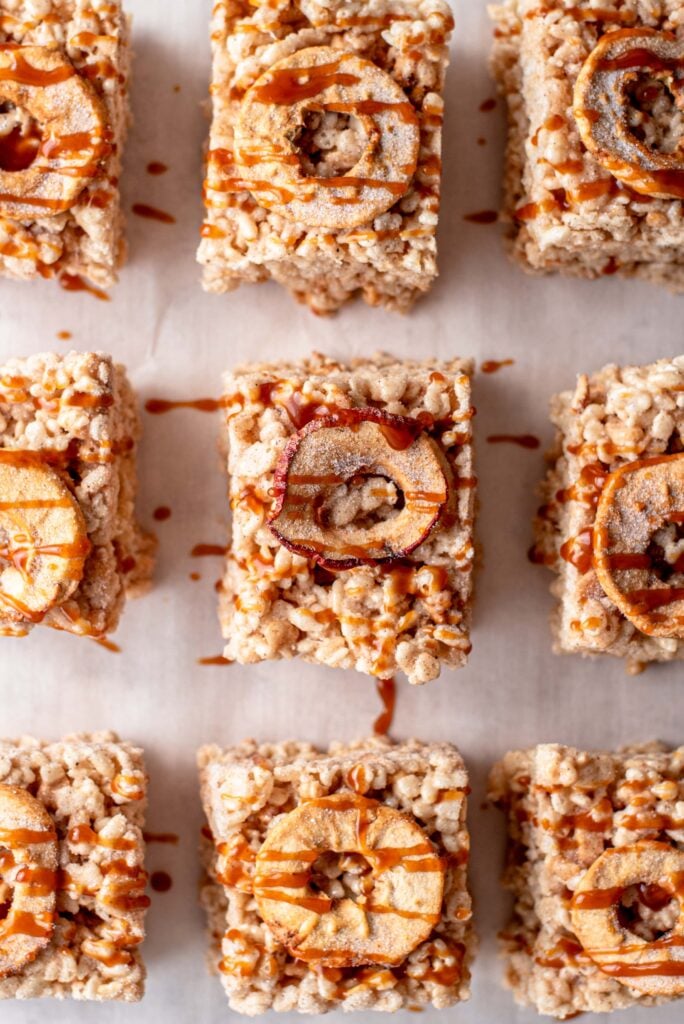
{"left": 0, "top": 50, "right": 74, "bottom": 86}
{"left": 0, "top": 827, "right": 57, "bottom": 847}
{"left": 250, "top": 60, "right": 360, "bottom": 105}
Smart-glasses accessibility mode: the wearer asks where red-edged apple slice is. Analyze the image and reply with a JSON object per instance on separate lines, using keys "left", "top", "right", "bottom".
{"left": 268, "top": 408, "right": 448, "bottom": 569}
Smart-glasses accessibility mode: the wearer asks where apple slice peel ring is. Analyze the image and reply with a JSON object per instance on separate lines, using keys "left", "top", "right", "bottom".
{"left": 268, "top": 409, "right": 448, "bottom": 570}
{"left": 234, "top": 45, "right": 420, "bottom": 229}
{"left": 593, "top": 454, "right": 684, "bottom": 638}
{"left": 0, "top": 783, "right": 58, "bottom": 978}
{"left": 570, "top": 841, "right": 684, "bottom": 996}
{"left": 573, "top": 28, "right": 684, "bottom": 200}
{"left": 0, "top": 455, "right": 90, "bottom": 624}
{"left": 254, "top": 793, "right": 445, "bottom": 968}
{"left": 0, "top": 45, "right": 109, "bottom": 219}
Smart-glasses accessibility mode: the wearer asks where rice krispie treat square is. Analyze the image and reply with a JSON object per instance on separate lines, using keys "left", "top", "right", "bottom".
{"left": 198, "top": 0, "right": 454, "bottom": 314}
{"left": 219, "top": 352, "right": 476, "bottom": 684}
{"left": 0, "top": 350, "right": 154, "bottom": 639}
{"left": 0, "top": 731, "right": 148, "bottom": 1001}
{"left": 0, "top": 0, "right": 131, "bottom": 289}
{"left": 490, "top": 742, "right": 684, "bottom": 1019}
{"left": 533, "top": 356, "right": 684, "bottom": 672}
{"left": 198, "top": 736, "right": 473, "bottom": 1015}
{"left": 489, "top": 0, "right": 684, "bottom": 289}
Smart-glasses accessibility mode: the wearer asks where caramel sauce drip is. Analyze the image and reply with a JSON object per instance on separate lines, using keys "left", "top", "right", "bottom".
{"left": 373, "top": 677, "right": 396, "bottom": 736}
{"left": 132, "top": 203, "right": 176, "bottom": 224}
{"left": 198, "top": 654, "right": 232, "bottom": 666}
{"left": 145, "top": 397, "right": 223, "bottom": 414}
{"left": 487, "top": 434, "right": 540, "bottom": 449}
{"left": 191, "top": 543, "right": 227, "bottom": 558}
{"left": 463, "top": 209, "right": 498, "bottom": 224}
{"left": 479, "top": 97, "right": 497, "bottom": 112}
{"left": 150, "top": 870, "right": 172, "bottom": 893}
{"left": 146, "top": 161, "right": 168, "bottom": 175}
{"left": 58, "top": 273, "right": 110, "bottom": 301}
{"left": 153, "top": 506, "right": 172, "bottom": 522}
{"left": 481, "top": 359, "right": 514, "bottom": 373}
{"left": 143, "top": 832, "right": 179, "bottom": 845}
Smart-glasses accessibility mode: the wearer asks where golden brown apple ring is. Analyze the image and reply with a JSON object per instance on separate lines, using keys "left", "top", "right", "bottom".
{"left": 254, "top": 793, "right": 444, "bottom": 967}
{"left": 0, "top": 783, "right": 58, "bottom": 978}
{"left": 0, "top": 45, "right": 108, "bottom": 219}
{"left": 571, "top": 842, "right": 684, "bottom": 995}
{"left": 573, "top": 28, "right": 684, "bottom": 199}
{"left": 268, "top": 408, "right": 448, "bottom": 570}
{"left": 0, "top": 453, "right": 90, "bottom": 623}
{"left": 593, "top": 454, "right": 684, "bottom": 638}
{"left": 234, "top": 46, "right": 419, "bottom": 229}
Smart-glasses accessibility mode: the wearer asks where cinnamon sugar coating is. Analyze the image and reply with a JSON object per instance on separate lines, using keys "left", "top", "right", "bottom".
{"left": 0, "top": 0, "right": 131, "bottom": 288}
{"left": 0, "top": 731, "right": 148, "bottom": 1001}
{"left": 218, "top": 352, "right": 476, "bottom": 685}
{"left": 198, "top": 736, "right": 474, "bottom": 1014}
{"left": 197, "top": 0, "right": 453, "bottom": 314}
{"left": 0, "top": 350, "right": 155, "bottom": 638}
{"left": 533, "top": 356, "right": 684, "bottom": 670}
{"left": 489, "top": 0, "right": 684, "bottom": 289}
{"left": 490, "top": 742, "right": 684, "bottom": 1018}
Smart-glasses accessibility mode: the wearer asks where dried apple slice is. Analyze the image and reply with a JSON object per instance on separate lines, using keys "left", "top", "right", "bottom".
{"left": 254, "top": 793, "right": 445, "bottom": 967}
{"left": 571, "top": 841, "right": 684, "bottom": 995}
{"left": 0, "top": 784, "right": 58, "bottom": 978}
{"left": 573, "top": 28, "right": 684, "bottom": 200}
{"left": 593, "top": 454, "right": 684, "bottom": 637}
{"left": 0, "top": 453, "right": 90, "bottom": 623}
{"left": 0, "top": 46, "right": 109, "bottom": 219}
{"left": 268, "top": 408, "right": 448, "bottom": 569}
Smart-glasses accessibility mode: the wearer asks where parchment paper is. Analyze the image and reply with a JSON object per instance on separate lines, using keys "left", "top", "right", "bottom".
{"left": 2, "top": 1, "right": 683, "bottom": 1021}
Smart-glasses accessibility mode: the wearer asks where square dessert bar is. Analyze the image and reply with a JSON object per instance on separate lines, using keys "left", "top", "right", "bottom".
{"left": 198, "top": 737, "right": 473, "bottom": 1015}
{"left": 490, "top": 0, "right": 684, "bottom": 289}
{"left": 490, "top": 742, "right": 684, "bottom": 1019}
{"left": 0, "top": 350, "right": 154, "bottom": 638}
{"left": 198, "top": 0, "right": 454, "bottom": 314}
{"left": 219, "top": 353, "right": 476, "bottom": 685}
{"left": 0, "top": 731, "right": 148, "bottom": 1001}
{"left": 533, "top": 356, "right": 684, "bottom": 672}
{"left": 0, "top": 0, "right": 130, "bottom": 288}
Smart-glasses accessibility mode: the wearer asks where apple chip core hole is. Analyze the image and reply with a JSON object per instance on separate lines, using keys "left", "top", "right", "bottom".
{"left": 617, "top": 883, "right": 679, "bottom": 942}
{"left": 0, "top": 103, "right": 41, "bottom": 172}
{"left": 315, "top": 472, "right": 403, "bottom": 532}
{"left": 295, "top": 108, "right": 366, "bottom": 177}
{"left": 626, "top": 76, "right": 684, "bottom": 155}
{"left": 309, "top": 851, "right": 374, "bottom": 904}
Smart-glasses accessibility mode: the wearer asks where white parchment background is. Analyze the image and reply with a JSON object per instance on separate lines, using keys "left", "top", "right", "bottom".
{"left": 1, "top": 1, "right": 683, "bottom": 1022}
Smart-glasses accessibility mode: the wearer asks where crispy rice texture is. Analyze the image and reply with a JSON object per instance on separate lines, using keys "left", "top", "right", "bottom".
{"left": 218, "top": 352, "right": 476, "bottom": 685}
{"left": 533, "top": 356, "right": 684, "bottom": 669}
{"left": 489, "top": 742, "right": 684, "bottom": 1019}
{"left": 197, "top": 0, "right": 453, "bottom": 314}
{"left": 0, "top": 0, "right": 130, "bottom": 288}
{"left": 0, "top": 350, "right": 155, "bottom": 638}
{"left": 198, "top": 736, "right": 474, "bottom": 1015}
{"left": 0, "top": 731, "right": 148, "bottom": 1001}
{"left": 489, "top": 0, "right": 684, "bottom": 289}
